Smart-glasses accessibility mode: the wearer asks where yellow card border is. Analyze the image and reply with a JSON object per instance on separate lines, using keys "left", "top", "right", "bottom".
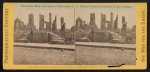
{"left": 3, "top": 3, "right": 147, "bottom": 70}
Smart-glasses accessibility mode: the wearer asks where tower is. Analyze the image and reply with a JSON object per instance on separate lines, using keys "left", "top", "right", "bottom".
{"left": 113, "top": 14, "right": 118, "bottom": 30}
{"left": 60, "top": 17, "right": 66, "bottom": 37}
{"left": 28, "top": 14, "right": 34, "bottom": 26}
{"left": 110, "top": 12, "right": 113, "bottom": 24}
{"left": 101, "top": 13, "right": 106, "bottom": 30}
{"left": 46, "top": 13, "right": 51, "bottom": 32}
{"left": 107, "top": 12, "right": 113, "bottom": 31}
{"left": 28, "top": 13, "right": 36, "bottom": 30}
{"left": 90, "top": 13, "right": 95, "bottom": 24}
{"left": 121, "top": 16, "right": 127, "bottom": 32}
{"left": 89, "top": 12, "right": 97, "bottom": 30}
{"left": 52, "top": 15, "right": 57, "bottom": 33}
{"left": 75, "top": 17, "right": 82, "bottom": 30}
{"left": 39, "top": 14, "right": 44, "bottom": 31}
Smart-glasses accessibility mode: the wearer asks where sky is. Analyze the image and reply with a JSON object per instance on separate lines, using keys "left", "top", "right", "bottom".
{"left": 14, "top": 3, "right": 136, "bottom": 29}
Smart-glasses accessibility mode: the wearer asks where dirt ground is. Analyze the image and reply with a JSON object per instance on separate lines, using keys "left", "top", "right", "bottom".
{"left": 14, "top": 47, "right": 75, "bottom": 65}
{"left": 76, "top": 46, "right": 136, "bottom": 65}
{"left": 14, "top": 46, "right": 136, "bottom": 65}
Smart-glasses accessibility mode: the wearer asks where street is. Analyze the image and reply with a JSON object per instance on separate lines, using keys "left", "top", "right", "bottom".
{"left": 14, "top": 42, "right": 136, "bottom": 65}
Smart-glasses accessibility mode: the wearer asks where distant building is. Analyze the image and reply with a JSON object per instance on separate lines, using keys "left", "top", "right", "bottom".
{"left": 76, "top": 17, "right": 83, "bottom": 29}
{"left": 52, "top": 16, "right": 57, "bottom": 33}
{"left": 101, "top": 12, "right": 114, "bottom": 31}
{"left": 89, "top": 13, "right": 97, "bottom": 30}
{"left": 14, "top": 13, "right": 36, "bottom": 31}
{"left": 47, "top": 13, "right": 52, "bottom": 32}
{"left": 73, "top": 17, "right": 90, "bottom": 39}
{"left": 101, "top": 13, "right": 106, "bottom": 30}
{"left": 60, "top": 17, "right": 66, "bottom": 37}
{"left": 107, "top": 12, "right": 113, "bottom": 30}
{"left": 113, "top": 14, "right": 118, "bottom": 31}
{"left": 121, "top": 16, "right": 127, "bottom": 32}
{"left": 75, "top": 12, "right": 98, "bottom": 31}
{"left": 39, "top": 13, "right": 51, "bottom": 32}
{"left": 27, "top": 13, "right": 36, "bottom": 31}
{"left": 14, "top": 18, "right": 26, "bottom": 31}
{"left": 39, "top": 14, "right": 45, "bottom": 31}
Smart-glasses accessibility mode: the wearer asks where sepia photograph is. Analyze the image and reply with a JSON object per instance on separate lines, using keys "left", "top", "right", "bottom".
{"left": 13, "top": 4, "right": 136, "bottom": 65}
{"left": 74, "top": 9, "right": 136, "bottom": 65}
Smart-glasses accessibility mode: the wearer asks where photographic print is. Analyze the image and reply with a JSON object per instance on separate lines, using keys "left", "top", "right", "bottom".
{"left": 3, "top": 3, "right": 147, "bottom": 69}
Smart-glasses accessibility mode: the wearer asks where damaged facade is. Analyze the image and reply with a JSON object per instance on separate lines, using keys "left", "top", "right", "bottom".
{"left": 14, "top": 12, "right": 135, "bottom": 44}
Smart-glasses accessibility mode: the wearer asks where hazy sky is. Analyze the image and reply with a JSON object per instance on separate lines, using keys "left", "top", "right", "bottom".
{"left": 14, "top": 3, "right": 136, "bottom": 29}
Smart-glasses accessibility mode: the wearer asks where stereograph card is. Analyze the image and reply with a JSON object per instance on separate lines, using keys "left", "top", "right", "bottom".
{"left": 3, "top": 3, "right": 147, "bottom": 70}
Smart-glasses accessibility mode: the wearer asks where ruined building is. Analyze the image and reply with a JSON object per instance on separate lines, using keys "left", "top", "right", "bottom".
{"left": 101, "top": 12, "right": 114, "bottom": 31}
{"left": 48, "top": 13, "right": 52, "bottom": 31}
{"left": 14, "top": 13, "right": 36, "bottom": 31}
{"left": 75, "top": 17, "right": 84, "bottom": 29}
{"left": 60, "top": 17, "right": 66, "bottom": 37}
{"left": 39, "top": 14, "right": 44, "bottom": 30}
{"left": 73, "top": 17, "right": 90, "bottom": 38}
{"left": 75, "top": 17, "right": 90, "bottom": 31}
{"left": 101, "top": 13, "right": 128, "bottom": 33}
{"left": 121, "top": 16, "right": 127, "bottom": 32}
{"left": 74, "top": 13, "right": 98, "bottom": 31}
{"left": 27, "top": 13, "right": 36, "bottom": 30}
{"left": 113, "top": 14, "right": 118, "bottom": 31}
{"left": 108, "top": 12, "right": 113, "bottom": 30}
{"left": 101, "top": 13, "right": 106, "bottom": 30}
{"left": 39, "top": 13, "right": 51, "bottom": 32}
{"left": 89, "top": 13, "right": 97, "bottom": 30}
{"left": 52, "top": 16, "right": 57, "bottom": 33}
{"left": 14, "top": 18, "right": 26, "bottom": 31}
